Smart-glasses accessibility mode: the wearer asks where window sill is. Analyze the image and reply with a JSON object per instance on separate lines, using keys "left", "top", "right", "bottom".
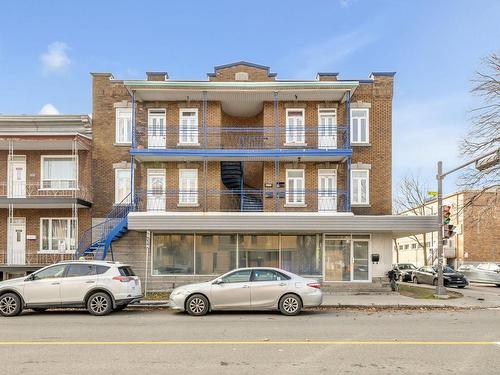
{"left": 177, "top": 143, "right": 200, "bottom": 147}
{"left": 351, "top": 203, "right": 371, "bottom": 208}
{"left": 284, "top": 143, "right": 308, "bottom": 147}
{"left": 38, "top": 250, "right": 75, "bottom": 255}
{"left": 351, "top": 142, "right": 371, "bottom": 147}
{"left": 177, "top": 203, "right": 200, "bottom": 207}
{"left": 39, "top": 188, "right": 78, "bottom": 191}
{"left": 113, "top": 143, "right": 132, "bottom": 147}
{"left": 284, "top": 203, "right": 308, "bottom": 208}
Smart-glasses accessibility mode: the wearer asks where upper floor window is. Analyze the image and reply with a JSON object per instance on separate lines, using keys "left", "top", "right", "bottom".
{"left": 41, "top": 156, "right": 77, "bottom": 190}
{"left": 286, "top": 109, "right": 305, "bottom": 144}
{"left": 179, "top": 169, "right": 198, "bottom": 205}
{"left": 351, "top": 169, "right": 369, "bottom": 205}
{"left": 318, "top": 108, "right": 337, "bottom": 149}
{"left": 179, "top": 109, "right": 199, "bottom": 145}
{"left": 148, "top": 109, "right": 167, "bottom": 149}
{"left": 350, "top": 108, "right": 369, "bottom": 144}
{"left": 286, "top": 169, "right": 305, "bottom": 205}
{"left": 235, "top": 72, "right": 249, "bottom": 81}
{"left": 40, "top": 218, "right": 77, "bottom": 253}
{"left": 115, "top": 168, "right": 131, "bottom": 204}
{"left": 116, "top": 108, "right": 132, "bottom": 144}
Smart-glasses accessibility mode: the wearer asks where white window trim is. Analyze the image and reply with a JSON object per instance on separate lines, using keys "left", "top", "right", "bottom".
{"left": 178, "top": 168, "right": 199, "bottom": 206}
{"left": 115, "top": 168, "right": 132, "bottom": 204}
{"left": 115, "top": 107, "right": 133, "bottom": 145}
{"left": 285, "top": 108, "right": 306, "bottom": 145}
{"left": 40, "top": 155, "right": 78, "bottom": 191}
{"left": 178, "top": 108, "right": 200, "bottom": 146}
{"left": 39, "top": 217, "right": 77, "bottom": 254}
{"left": 351, "top": 169, "right": 370, "bottom": 205}
{"left": 350, "top": 108, "right": 370, "bottom": 144}
{"left": 317, "top": 108, "right": 337, "bottom": 124}
{"left": 285, "top": 169, "right": 306, "bottom": 206}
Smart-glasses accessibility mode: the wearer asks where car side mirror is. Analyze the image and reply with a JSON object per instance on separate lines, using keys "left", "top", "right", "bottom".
{"left": 213, "top": 278, "right": 224, "bottom": 285}
{"left": 25, "top": 274, "right": 35, "bottom": 282}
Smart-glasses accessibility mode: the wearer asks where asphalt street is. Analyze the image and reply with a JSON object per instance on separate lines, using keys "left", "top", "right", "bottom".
{"left": 0, "top": 307, "right": 499, "bottom": 374}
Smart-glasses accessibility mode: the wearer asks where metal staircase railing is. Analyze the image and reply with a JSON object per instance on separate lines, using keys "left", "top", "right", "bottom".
{"left": 76, "top": 192, "right": 137, "bottom": 259}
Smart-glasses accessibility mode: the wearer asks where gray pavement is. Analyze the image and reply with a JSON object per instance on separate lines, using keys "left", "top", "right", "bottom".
{"left": 1, "top": 307, "right": 499, "bottom": 374}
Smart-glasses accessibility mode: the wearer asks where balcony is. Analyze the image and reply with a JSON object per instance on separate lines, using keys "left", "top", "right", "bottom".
{"left": 0, "top": 181, "right": 92, "bottom": 208}
{"left": 134, "top": 188, "right": 350, "bottom": 213}
{"left": 131, "top": 125, "right": 352, "bottom": 161}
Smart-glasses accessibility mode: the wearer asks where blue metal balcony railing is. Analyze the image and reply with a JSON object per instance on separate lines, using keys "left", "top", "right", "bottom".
{"left": 134, "top": 188, "right": 350, "bottom": 213}
{"left": 136, "top": 125, "right": 350, "bottom": 150}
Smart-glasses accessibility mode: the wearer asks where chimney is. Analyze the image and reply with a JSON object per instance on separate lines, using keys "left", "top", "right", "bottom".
{"left": 316, "top": 72, "right": 339, "bottom": 81}
{"left": 146, "top": 72, "right": 169, "bottom": 81}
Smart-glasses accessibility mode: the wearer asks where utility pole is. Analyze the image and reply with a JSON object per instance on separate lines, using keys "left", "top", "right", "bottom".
{"left": 434, "top": 148, "right": 499, "bottom": 297}
{"left": 435, "top": 161, "right": 447, "bottom": 297}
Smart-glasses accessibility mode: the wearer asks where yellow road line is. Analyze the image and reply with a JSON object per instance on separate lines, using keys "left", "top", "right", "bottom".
{"left": 0, "top": 341, "right": 498, "bottom": 346}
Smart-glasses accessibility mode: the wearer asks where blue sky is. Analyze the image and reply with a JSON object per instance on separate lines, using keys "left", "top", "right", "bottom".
{"left": 0, "top": 0, "right": 499, "bottom": 195}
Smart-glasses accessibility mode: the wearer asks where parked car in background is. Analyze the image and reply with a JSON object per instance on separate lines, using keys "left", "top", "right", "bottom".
{"left": 392, "top": 263, "right": 417, "bottom": 282}
{"left": 457, "top": 263, "right": 500, "bottom": 287}
{"left": 0, "top": 261, "right": 142, "bottom": 317}
{"left": 412, "top": 266, "right": 467, "bottom": 288}
{"left": 169, "top": 267, "right": 323, "bottom": 316}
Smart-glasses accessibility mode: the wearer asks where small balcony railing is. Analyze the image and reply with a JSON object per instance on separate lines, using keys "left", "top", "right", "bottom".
{"left": 137, "top": 125, "right": 350, "bottom": 150}
{"left": 0, "top": 181, "right": 93, "bottom": 202}
{"left": 135, "top": 188, "right": 350, "bottom": 213}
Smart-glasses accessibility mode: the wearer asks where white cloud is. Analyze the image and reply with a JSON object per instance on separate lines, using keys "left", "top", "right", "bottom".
{"left": 39, "top": 103, "right": 60, "bottom": 115}
{"left": 290, "top": 31, "right": 377, "bottom": 78}
{"left": 339, "top": 0, "right": 356, "bottom": 8}
{"left": 40, "top": 42, "right": 70, "bottom": 74}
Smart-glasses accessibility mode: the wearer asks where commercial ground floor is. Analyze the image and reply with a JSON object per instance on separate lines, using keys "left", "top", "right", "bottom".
{"left": 105, "top": 212, "right": 437, "bottom": 292}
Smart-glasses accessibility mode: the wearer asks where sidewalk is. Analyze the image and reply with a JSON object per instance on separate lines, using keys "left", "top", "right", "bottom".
{"left": 136, "top": 284, "right": 500, "bottom": 309}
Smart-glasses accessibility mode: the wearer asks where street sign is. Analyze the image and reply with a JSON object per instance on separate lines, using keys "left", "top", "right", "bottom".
{"left": 428, "top": 191, "right": 438, "bottom": 197}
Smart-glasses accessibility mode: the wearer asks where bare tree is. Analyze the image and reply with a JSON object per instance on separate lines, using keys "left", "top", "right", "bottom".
{"left": 459, "top": 53, "right": 500, "bottom": 216}
{"left": 394, "top": 174, "right": 432, "bottom": 265}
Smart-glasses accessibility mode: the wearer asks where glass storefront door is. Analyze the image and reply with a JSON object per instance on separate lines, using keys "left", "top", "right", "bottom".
{"left": 324, "top": 235, "right": 370, "bottom": 282}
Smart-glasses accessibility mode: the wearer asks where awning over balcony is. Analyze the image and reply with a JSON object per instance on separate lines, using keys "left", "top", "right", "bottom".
{"left": 124, "top": 80, "right": 358, "bottom": 117}
{"left": 128, "top": 212, "right": 438, "bottom": 238}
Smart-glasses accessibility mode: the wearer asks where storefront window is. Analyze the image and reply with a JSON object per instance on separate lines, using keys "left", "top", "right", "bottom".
{"left": 239, "top": 235, "right": 279, "bottom": 268}
{"left": 152, "top": 234, "right": 194, "bottom": 275}
{"left": 281, "top": 235, "right": 321, "bottom": 275}
{"left": 195, "top": 235, "right": 237, "bottom": 275}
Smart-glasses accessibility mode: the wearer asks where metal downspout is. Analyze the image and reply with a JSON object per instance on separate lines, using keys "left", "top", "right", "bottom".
{"left": 345, "top": 90, "right": 351, "bottom": 212}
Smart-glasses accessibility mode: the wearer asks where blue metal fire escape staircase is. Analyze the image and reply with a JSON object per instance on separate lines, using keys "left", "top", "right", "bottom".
{"left": 76, "top": 193, "right": 137, "bottom": 260}
{"left": 220, "top": 161, "right": 263, "bottom": 212}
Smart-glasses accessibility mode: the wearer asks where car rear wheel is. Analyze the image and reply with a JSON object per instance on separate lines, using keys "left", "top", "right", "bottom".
{"left": 279, "top": 294, "right": 302, "bottom": 316}
{"left": 0, "top": 293, "right": 22, "bottom": 317}
{"left": 186, "top": 294, "right": 209, "bottom": 316}
{"left": 87, "top": 292, "right": 113, "bottom": 316}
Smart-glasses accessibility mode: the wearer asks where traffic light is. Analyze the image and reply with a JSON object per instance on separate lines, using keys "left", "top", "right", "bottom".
{"left": 442, "top": 205, "right": 456, "bottom": 238}
{"left": 443, "top": 205, "right": 451, "bottom": 224}
{"left": 444, "top": 224, "right": 456, "bottom": 239}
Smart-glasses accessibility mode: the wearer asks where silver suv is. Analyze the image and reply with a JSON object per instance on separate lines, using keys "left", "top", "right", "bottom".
{"left": 0, "top": 261, "right": 142, "bottom": 317}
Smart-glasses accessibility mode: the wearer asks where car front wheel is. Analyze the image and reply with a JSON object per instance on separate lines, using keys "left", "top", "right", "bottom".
{"left": 0, "top": 293, "right": 23, "bottom": 317}
{"left": 186, "top": 294, "right": 209, "bottom": 316}
{"left": 87, "top": 292, "right": 113, "bottom": 316}
{"left": 279, "top": 294, "right": 302, "bottom": 316}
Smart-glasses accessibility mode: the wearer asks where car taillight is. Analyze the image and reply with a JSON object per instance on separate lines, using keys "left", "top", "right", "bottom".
{"left": 307, "top": 282, "right": 321, "bottom": 289}
{"left": 113, "top": 276, "right": 133, "bottom": 283}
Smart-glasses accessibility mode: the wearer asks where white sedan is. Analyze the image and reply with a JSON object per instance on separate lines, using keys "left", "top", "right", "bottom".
{"left": 169, "top": 267, "right": 323, "bottom": 316}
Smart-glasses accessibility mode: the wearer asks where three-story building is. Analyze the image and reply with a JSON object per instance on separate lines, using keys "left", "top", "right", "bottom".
{"left": 84, "top": 62, "right": 435, "bottom": 291}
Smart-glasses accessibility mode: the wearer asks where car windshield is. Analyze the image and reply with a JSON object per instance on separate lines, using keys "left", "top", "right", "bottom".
{"left": 399, "top": 264, "right": 416, "bottom": 270}
{"left": 434, "top": 266, "right": 455, "bottom": 273}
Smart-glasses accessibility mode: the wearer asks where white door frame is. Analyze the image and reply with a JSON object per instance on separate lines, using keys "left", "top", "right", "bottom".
{"left": 7, "top": 217, "right": 26, "bottom": 265}
{"left": 147, "top": 169, "right": 166, "bottom": 211}
{"left": 7, "top": 156, "right": 26, "bottom": 198}
{"left": 318, "top": 169, "right": 337, "bottom": 212}
{"left": 318, "top": 108, "right": 337, "bottom": 149}
{"left": 148, "top": 109, "right": 167, "bottom": 149}
{"left": 322, "top": 234, "right": 372, "bottom": 282}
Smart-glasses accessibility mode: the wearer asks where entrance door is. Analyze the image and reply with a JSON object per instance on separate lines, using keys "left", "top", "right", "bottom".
{"left": 147, "top": 169, "right": 166, "bottom": 211}
{"left": 148, "top": 109, "right": 166, "bottom": 149}
{"left": 7, "top": 218, "right": 26, "bottom": 265}
{"left": 318, "top": 109, "right": 337, "bottom": 149}
{"left": 318, "top": 169, "right": 337, "bottom": 212}
{"left": 323, "top": 235, "right": 370, "bottom": 282}
{"left": 8, "top": 156, "right": 26, "bottom": 198}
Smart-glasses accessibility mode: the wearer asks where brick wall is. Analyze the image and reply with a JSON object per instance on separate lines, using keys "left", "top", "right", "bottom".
{"left": 208, "top": 64, "right": 275, "bottom": 82}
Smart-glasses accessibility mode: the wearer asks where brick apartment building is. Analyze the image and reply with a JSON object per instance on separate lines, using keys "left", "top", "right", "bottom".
{"left": 83, "top": 61, "right": 436, "bottom": 292}
{"left": 0, "top": 115, "right": 92, "bottom": 280}
{"left": 396, "top": 190, "right": 499, "bottom": 268}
